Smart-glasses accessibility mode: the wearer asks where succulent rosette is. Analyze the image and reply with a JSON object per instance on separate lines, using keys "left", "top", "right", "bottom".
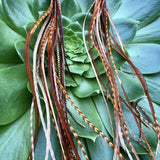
{"left": 0, "top": 0, "right": 160, "bottom": 159}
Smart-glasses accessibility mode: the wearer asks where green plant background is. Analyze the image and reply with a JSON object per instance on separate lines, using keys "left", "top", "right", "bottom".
{"left": 0, "top": 0, "right": 160, "bottom": 159}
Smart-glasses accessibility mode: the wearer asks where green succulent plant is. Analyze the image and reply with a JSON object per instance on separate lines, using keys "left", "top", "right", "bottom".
{"left": 0, "top": 0, "right": 160, "bottom": 159}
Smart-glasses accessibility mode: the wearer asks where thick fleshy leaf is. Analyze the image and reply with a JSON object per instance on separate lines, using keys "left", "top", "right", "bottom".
{"left": 62, "top": 16, "right": 72, "bottom": 27}
{"left": 92, "top": 95, "right": 114, "bottom": 136}
{"left": 72, "top": 76, "right": 107, "bottom": 98}
{"left": 93, "top": 96, "right": 159, "bottom": 154}
{"left": 73, "top": 71, "right": 144, "bottom": 101}
{"left": 114, "top": 0, "right": 160, "bottom": 28}
{"left": 64, "top": 35, "right": 84, "bottom": 53}
{"left": 137, "top": 98, "right": 160, "bottom": 124}
{"left": 68, "top": 63, "right": 89, "bottom": 75}
{"left": 117, "top": 71, "right": 144, "bottom": 101}
{"left": 32, "top": 0, "right": 50, "bottom": 19}
{"left": 67, "top": 21, "right": 82, "bottom": 32}
{"left": 139, "top": 153, "right": 159, "bottom": 160}
{"left": 86, "top": 123, "right": 113, "bottom": 160}
{"left": 0, "top": 20, "right": 24, "bottom": 64}
{"left": 128, "top": 99, "right": 160, "bottom": 154}
{"left": 84, "top": 58, "right": 105, "bottom": 78}
{"left": 0, "top": 64, "right": 32, "bottom": 125}
{"left": 61, "top": 0, "right": 81, "bottom": 18}
{"left": 67, "top": 90, "right": 102, "bottom": 141}
{"left": 84, "top": 50, "right": 125, "bottom": 78}
{"left": 15, "top": 40, "right": 34, "bottom": 66}
{"left": 112, "top": 18, "right": 137, "bottom": 44}
{"left": 121, "top": 44, "right": 160, "bottom": 74}
{"left": 84, "top": 47, "right": 99, "bottom": 63}
{"left": 0, "top": 1, "right": 5, "bottom": 22}
{"left": 34, "top": 116, "right": 62, "bottom": 160}
{"left": 97, "top": 100, "right": 158, "bottom": 155}
{"left": 2, "top": 0, "right": 35, "bottom": 36}
{"left": 87, "top": 95, "right": 114, "bottom": 160}
{"left": 106, "top": 0, "right": 121, "bottom": 16}
{"left": 145, "top": 73, "right": 160, "bottom": 105}
{"left": 0, "top": 64, "right": 15, "bottom": 69}
{"left": 66, "top": 58, "right": 73, "bottom": 65}
{"left": 133, "top": 17, "right": 160, "bottom": 44}
{"left": 71, "top": 13, "right": 92, "bottom": 30}
{"left": 15, "top": 41, "right": 26, "bottom": 62}
{"left": 1, "top": 0, "right": 160, "bottom": 159}
{"left": 76, "top": 138, "right": 90, "bottom": 160}
{"left": 65, "top": 73, "right": 81, "bottom": 87}
{"left": 71, "top": 55, "right": 87, "bottom": 63}
{"left": 64, "top": 27, "right": 76, "bottom": 37}
{"left": 66, "top": 52, "right": 77, "bottom": 59}
{"left": 23, "top": 21, "right": 35, "bottom": 36}
{"left": 122, "top": 101, "right": 158, "bottom": 154}
{"left": 75, "top": 0, "right": 93, "bottom": 13}
{"left": 0, "top": 109, "right": 32, "bottom": 160}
